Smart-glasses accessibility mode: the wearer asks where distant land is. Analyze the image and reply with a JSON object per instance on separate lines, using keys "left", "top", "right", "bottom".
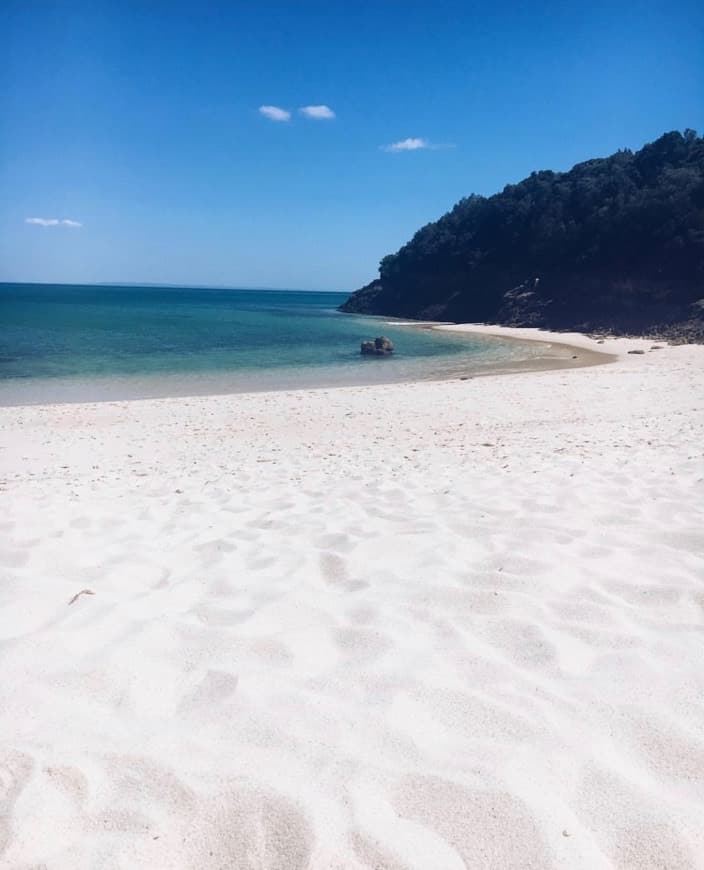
{"left": 341, "top": 131, "right": 704, "bottom": 341}
{"left": 94, "top": 283, "right": 340, "bottom": 294}
{"left": 0, "top": 283, "right": 338, "bottom": 294}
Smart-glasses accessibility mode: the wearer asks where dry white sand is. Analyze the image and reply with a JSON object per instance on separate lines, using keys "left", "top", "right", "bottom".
{"left": 1, "top": 328, "right": 703, "bottom": 869}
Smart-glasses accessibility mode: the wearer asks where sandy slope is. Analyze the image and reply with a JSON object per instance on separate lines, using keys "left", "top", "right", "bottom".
{"left": 1, "top": 329, "right": 703, "bottom": 869}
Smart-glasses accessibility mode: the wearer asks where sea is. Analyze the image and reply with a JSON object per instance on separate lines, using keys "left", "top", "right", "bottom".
{"left": 0, "top": 283, "right": 553, "bottom": 405}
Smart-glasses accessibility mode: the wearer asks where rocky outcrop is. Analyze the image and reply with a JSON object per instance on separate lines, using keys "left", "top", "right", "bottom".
{"left": 361, "top": 336, "right": 394, "bottom": 355}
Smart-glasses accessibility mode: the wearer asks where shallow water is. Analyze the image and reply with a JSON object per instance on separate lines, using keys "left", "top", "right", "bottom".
{"left": 0, "top": 283, "right": 552, "bottom": 405}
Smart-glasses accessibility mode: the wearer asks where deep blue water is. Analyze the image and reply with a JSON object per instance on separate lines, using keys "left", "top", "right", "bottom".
{"left": 0, "top": 283, "right": 545, "bottom": 404}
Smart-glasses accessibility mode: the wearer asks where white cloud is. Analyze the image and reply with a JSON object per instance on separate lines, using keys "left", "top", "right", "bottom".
{"left": 26, "top": 217, "right": 82, "bottom": 227}
{"left": 299, "top": 104, "right": 335, "bottom": 120}
{"left": 381, "top": 138, "right": 455, "bottom": 153}
{"left": 258, "top": 105, "right": 291, "bottom": 122}
{"left": 382, "top": 137, "right": 430, "bottom": 152}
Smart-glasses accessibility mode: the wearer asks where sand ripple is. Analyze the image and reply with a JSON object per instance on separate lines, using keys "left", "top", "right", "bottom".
{"left": 1, "top": 337, "right": 703, "bottom": 866}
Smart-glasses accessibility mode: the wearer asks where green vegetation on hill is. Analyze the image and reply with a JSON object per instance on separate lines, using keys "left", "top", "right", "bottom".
{"left": 340, "top": 131, "right": 704, "bottom": 338}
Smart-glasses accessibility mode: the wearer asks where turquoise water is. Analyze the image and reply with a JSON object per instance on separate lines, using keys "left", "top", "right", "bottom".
{"left": 0, "top": 283, "right": 548, "bottom": 404}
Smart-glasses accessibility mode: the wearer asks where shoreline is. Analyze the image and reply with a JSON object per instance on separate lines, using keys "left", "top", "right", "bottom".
{"left": 432, "top": 321, "right": 659, "bottom": 355}
{"left": 0, "top": 323, "right": 623, "bottom": 409}
{"left": 1, "top": 332, "right": 703, "bottom": 867}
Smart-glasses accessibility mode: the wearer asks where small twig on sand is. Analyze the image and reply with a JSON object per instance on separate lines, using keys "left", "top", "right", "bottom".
{"left": 68, "top": 589, "right": 95, "bottom": 605}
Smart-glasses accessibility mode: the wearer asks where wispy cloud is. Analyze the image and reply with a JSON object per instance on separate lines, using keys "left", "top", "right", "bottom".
{"left": 381, "top": 137, "right": 455, "bottom": 153}
{"left": 299, "top": 104, "right": 335, "bottom": 120}
{"left": 258, "top": 105, "right": 291, "bottom": 122}
{"left": 26, "top": 217, "right": 83, "bottom": 227}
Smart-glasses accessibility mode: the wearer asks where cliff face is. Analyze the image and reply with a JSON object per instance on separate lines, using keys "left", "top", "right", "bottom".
{"left": 340, "top": 131, "right": 704, "bottom": 339}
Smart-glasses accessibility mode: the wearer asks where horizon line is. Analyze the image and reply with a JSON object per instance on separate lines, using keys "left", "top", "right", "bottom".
{"left": 0, "top": 280, "right": 352, "bottom": 294}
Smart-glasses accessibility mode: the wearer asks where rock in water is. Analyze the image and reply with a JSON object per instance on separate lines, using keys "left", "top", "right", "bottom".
{"left": 361, "top": 336, "right": 394, "bottom": 356}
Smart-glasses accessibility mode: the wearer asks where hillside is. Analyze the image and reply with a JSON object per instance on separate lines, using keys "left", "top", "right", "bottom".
{"left": 340, "top": 131, "right": 704, "bottom": 339}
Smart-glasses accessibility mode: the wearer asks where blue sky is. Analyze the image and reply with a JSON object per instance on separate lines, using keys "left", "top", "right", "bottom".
{"left": 1, "top": 0, "right": 702, "bottom": 290}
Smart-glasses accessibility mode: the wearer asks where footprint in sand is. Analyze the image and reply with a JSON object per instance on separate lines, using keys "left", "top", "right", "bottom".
{"left": 394, "top": 775, "right": 550, "bottom": 869}
{"left": 45, "top": 765, "right": 89, "bottom": 806}
{"left": 0, "top": 751, "right": 34, "bottom": 857}
{"left": 319, "top": 551, "right": 348, "bottom": 584}
{"left": 183, "top": 786, "right": 313, "bottom": 870}
{"left": 574, "top": 763, "right": 697, "bottom": 869}
{"left": 180, "top": 669, "right": 240, "bottom": 713}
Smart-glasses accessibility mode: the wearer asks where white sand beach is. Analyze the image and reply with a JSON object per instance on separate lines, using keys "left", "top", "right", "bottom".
{"left": 1, "top": 327, "right": 703, "bottom": 869}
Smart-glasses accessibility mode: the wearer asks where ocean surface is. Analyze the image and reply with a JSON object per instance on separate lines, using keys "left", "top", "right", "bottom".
{"left": 0, "top": 283, "right": 554, "bottom": 405}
